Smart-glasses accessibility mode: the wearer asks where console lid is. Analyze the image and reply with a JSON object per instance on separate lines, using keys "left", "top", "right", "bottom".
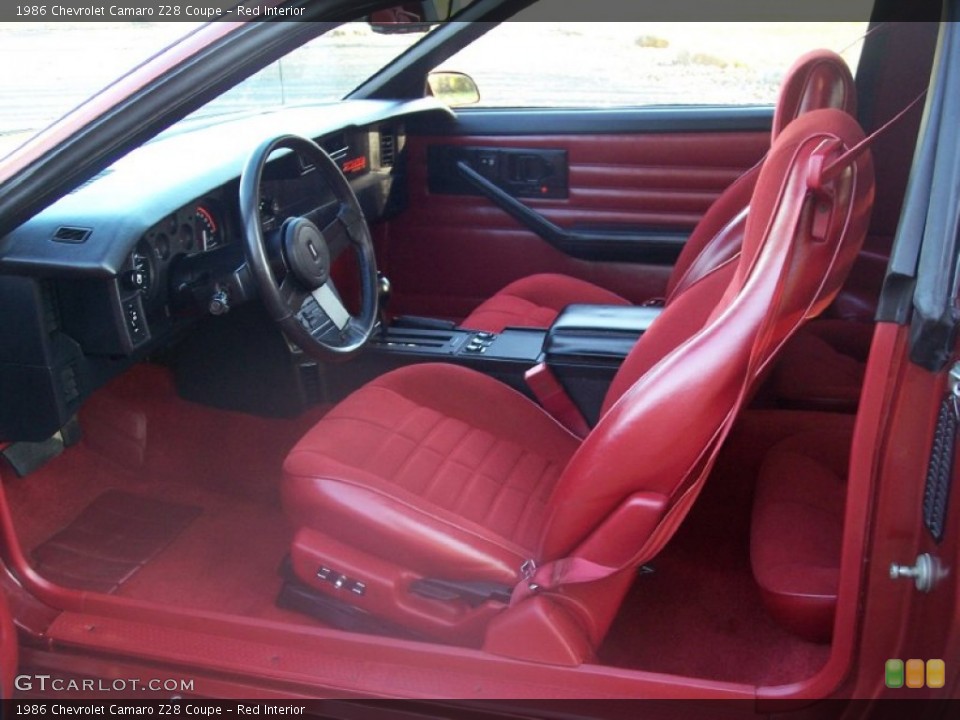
{"left": 543, "top": 304, "right": 663, "bottom": 363}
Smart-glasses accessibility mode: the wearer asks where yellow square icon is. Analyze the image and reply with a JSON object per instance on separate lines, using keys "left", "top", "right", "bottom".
{"left": 905, "top": 659, "right": 925, "bottom": 688}
{"left": 927, "top": 659, "right": 945, "bottom": 689}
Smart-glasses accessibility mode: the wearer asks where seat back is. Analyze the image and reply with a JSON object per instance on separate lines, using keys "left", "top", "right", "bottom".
{"left": 664, "top": 50, "right": 857, "bottom": 303}
{"left": 516, "top": 110, "right": 874, "bottom": 656}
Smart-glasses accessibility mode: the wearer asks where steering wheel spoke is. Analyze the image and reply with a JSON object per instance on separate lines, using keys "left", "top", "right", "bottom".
{"left": 336, "top": 205, "right": 367, "bottom": 244}
{"left": 310, "top": 282, "right": 351, "bottom": 331}
{"left": 296, "top": 294, "right": 341, "bottom": 342}
{"left": 319, "top": 214, "right": 352, "bottom": 254}
{"left": 239, "top": 133, "right": 378, "bottom": 360}
{"left": 278, "top": 273, "right": 306, "bottom": 310}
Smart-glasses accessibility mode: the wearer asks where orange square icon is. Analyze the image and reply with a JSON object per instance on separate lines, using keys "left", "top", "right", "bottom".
{"left": 905, "top": 658, "right": 925, "bottom": 688}
{"left": 927, "top": 659, "right": 945, "bottom": 689}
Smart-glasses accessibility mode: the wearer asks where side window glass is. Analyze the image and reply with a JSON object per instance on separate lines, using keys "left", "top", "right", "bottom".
{"left": 435, "top": 20, "right": 869, "bottom": 108}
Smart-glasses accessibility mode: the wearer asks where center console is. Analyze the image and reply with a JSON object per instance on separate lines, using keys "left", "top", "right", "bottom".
{"left": 349, "top": 304, "right": 663, "bottom": 425}
{"left": 338, "top": 323, "right": 548, "bottom": 401}
{"left": 538, "top": 304, "right": 662, "bottom": 423}
{"left": 173, "top": 301, "right": 663, "bottom": 423}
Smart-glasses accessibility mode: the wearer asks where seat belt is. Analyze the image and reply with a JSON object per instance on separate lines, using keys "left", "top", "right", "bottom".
{"left": 512, "top": 97, "right": 926, "bottom": 604}
{"left": 524, "top": 362, "right": 591, "bottom": 438}
{"left": 513, "top": 413, "right": 738, "bottom": 605}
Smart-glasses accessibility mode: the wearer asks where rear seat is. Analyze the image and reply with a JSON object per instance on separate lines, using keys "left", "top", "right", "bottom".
{"left": 750, "top": 412, "right": 855, "bottom": 642}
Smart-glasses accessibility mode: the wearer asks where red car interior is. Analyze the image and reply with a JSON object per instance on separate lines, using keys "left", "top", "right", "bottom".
{"left": 0, "top": 12, "right": 951, "bottom": 704}
{"left": 280, "top": 106, "right": 875, "bottom": 664}
{"left": 381, "top": 134, "right": 765, "bottom": 320}
{"left": 457, "top": 50, "right": 859, "bottom": 335}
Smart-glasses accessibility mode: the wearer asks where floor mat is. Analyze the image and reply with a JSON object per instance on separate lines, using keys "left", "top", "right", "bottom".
{"left": 32, "top": 489, "right": 201, "bottom": 593}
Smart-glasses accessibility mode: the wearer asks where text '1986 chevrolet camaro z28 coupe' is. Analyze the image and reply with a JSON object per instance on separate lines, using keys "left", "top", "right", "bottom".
{"left": 0, "top": 0, "right": 958, "bottom": 715}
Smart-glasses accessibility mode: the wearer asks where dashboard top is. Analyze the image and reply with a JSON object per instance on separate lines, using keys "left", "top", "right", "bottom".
{"left": 0, "top": 97, "right": 453, "bottom": 278}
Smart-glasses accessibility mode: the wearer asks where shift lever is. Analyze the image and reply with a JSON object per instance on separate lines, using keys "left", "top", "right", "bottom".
{"left": 377, "top": 272, "right": 392, "bottom": 335}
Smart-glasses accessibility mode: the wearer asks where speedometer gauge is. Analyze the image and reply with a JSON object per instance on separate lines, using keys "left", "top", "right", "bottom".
{"left": 194, "top": 203, "right": 223, "bottom": 252}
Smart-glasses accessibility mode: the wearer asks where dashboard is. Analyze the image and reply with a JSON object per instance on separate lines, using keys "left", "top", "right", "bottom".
{"left": 0, "top": 97, "right": 452, "bottom": 441}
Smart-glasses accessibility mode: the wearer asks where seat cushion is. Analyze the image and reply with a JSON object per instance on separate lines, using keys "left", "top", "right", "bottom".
{"left": 750, "top": 414, "right": 854, "bottom": 642}
{"left": 283, "top": 363, "right": 581, "bottom": 585}
{"left": 460, "top": 273, "right": 631, "bottom": 333}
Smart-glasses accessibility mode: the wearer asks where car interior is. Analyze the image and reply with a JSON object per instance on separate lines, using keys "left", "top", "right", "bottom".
{"left": 0, "top": 5, "right": 947, "bottom": 700}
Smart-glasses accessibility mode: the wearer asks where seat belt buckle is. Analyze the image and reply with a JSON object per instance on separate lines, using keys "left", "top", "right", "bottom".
{"left": 520, "top": 559, "right": 541, "bottom": 592}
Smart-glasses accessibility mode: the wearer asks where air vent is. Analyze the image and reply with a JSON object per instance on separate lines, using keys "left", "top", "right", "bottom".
{"left": 327, "top": 146, "right": 350, "bottom": 164}
{"left": 52, "top": 226, "right": 92, "bottom": 243}
{"left": 322, "top": 133, "right": 349, "bottom": 164}
{"left": 380, "top": 133, "right": 396, "bottom": 167}
{"left": 296, "top": 153, "right": 316, "bottom": 174}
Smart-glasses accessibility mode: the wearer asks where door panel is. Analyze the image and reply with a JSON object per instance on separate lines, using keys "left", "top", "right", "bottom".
{"left": 382, "top": 109, "right": 770, "bottom": 321}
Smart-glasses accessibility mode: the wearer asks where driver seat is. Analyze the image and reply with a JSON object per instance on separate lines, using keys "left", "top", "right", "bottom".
{"left": 281, "top": 109, "right": 874, "bottom": 664}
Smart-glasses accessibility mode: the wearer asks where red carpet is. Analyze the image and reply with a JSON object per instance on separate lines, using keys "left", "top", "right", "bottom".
{"left": 3, "top": 363, "right": 327, "bottom": 625}
{"left": 2, "top": 363, "right": 842, "bottom": 684}
{"left": 598, "top": 410, "right": 836, "bottom": 684}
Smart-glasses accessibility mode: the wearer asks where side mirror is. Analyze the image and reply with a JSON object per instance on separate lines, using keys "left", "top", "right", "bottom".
{"left": 426, "top": 71, "right": 480, "bottom": 107}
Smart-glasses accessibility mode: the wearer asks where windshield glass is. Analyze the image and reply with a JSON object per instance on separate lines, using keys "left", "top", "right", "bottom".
{"left": 0, "top": 21, "right": 432, "bottom": 158}
{"left": 179, "top": 23, "right": 433, "bottom": 126}
{"left": 0, "top": 22, "right": 202, "bottom": 157}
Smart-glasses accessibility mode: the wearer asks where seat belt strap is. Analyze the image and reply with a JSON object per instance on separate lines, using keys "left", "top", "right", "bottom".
{"left": 512, "top": 556, "right": 614, "bottom": 604}
{"left": 524, "top": 362, "right": 591, "bottom": 438}
{"left": 511, "top": 422, "right": 734, "bottom": 606}
{"left": 815, "top": 90, "right": 927, "bottom": 189}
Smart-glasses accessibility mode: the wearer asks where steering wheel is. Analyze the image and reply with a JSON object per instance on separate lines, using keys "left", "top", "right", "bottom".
{"left": 239, "top": 134, "right": 378, "bottom": 360}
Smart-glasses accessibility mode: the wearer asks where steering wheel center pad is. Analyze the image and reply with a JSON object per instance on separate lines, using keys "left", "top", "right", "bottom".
{"left": 283, "top": 217, "right": 331, "bottom": 289}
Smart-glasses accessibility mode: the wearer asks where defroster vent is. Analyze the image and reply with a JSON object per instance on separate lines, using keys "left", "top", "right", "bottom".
{"left": 52, "top": 226, "right": 91, "bottom": 243}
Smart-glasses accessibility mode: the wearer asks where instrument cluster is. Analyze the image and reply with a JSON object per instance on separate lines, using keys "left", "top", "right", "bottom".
{"left": 129, "top": 198, "right": 231, "bottom": 305}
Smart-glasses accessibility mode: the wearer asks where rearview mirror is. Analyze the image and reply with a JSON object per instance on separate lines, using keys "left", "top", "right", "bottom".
{"left": 368, "top": 4, "right": 434, "bottom": 34}
{"left": 426, "top": 71, "right": 480, "bottom": 106}
{"left": 369, "top": 1, "right": 478, "bottom": 34}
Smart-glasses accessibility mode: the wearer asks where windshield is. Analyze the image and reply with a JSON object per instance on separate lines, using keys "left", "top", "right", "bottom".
{"left": 0, "top": 22, "right": 202, "bottom": 157}
{"left": 178, "top": 23, "right": 434, "bottom": 127}
{"left": 0, "top": 21, "right": 433, "bottom": 158}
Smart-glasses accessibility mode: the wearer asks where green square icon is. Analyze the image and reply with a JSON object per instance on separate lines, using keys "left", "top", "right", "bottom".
{"left": 885, "top": 659, "right": 905, "bottom": 688}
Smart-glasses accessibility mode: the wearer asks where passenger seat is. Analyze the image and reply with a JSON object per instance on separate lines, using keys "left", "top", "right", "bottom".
{"left": 460, "top": 49, "right": 859, "bottom": 334}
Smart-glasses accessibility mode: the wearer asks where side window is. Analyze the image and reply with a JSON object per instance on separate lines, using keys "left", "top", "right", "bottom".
{"left": 435, "top": 20, "right": 869, "bottom": 108}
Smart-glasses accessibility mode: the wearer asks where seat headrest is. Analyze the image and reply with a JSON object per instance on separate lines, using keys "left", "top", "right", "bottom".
{"left": 737, "top": 107, "right": 873, "bottom": 314}
{"left": 772, "top": 49, "right": 857, "bottom": 143}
